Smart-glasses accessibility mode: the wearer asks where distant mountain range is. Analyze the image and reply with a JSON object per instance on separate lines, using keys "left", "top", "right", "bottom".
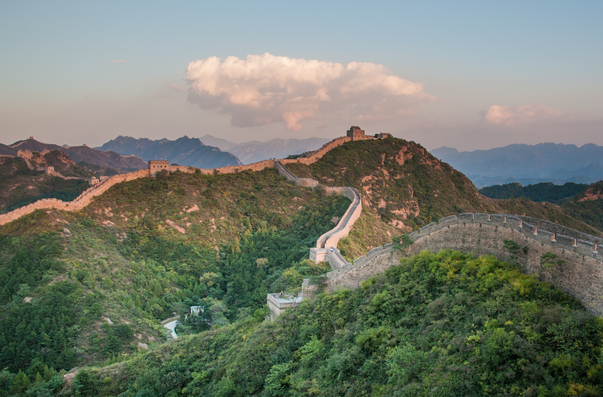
{"left": 97, "top": 135, "right": 330, "bottom": 166}
{"left": 199, "top": 135, "right": 329, "bottom": 164}
{"left": 97, "top": 136, "right": 242, "bottom": 169}
{"left": 432, "top": 143, "right": 603, "bottom": 188}
{"left": 2, "top": 139, "right": 147, "bottom": 172}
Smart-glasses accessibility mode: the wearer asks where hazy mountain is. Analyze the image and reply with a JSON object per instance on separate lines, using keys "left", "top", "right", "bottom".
{"left": 197, "top": 135, "right": 240, "bottom": 151}
{"left": 97, "top": 136, "right": 242, "bottom": 169}
{"left": 459, "top": 175, "right": 602, "bottom": 189}
{"left": 432, "top": 143, "right": 603, "bottom": 188}
{"left": 6, "top": 138, "right": 147, "bottom": 172}
{"left": 199, "top": 135, "right": 329, "bottom": 164}
{"left": 555, "top": 163, "right": 603, "bottom": 180}
{"left": 0, "top": 144, "right": 15, "bottom": 156}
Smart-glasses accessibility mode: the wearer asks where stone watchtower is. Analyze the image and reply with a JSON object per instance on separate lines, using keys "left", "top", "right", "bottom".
{"left": 346, "top": 126, "right": 366, "bottom": 141}
{"left": 148, "top": 160, "right": 169, "bottom": 176}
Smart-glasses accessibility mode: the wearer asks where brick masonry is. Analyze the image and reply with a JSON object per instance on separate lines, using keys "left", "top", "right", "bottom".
{"left": 317, "top": 213, "right": 603, "bottom": 315}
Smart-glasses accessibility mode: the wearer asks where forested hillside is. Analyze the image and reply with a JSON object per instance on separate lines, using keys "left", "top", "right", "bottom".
{"left": 479, "top": 182, "right": 588, "bottom": 204}
{"left": 0, "top": 168, "right": 348, "bottom": 380}
{"left": 562, "top": 181, "right": 603, "bottom": 233}
{"left": 287, "top": 138, "right": 601, "bottom": 258}
{"left": 0, "top": 153, "right": 91, "bottom": 213}
{"left": 49, "top": 250, "right": 603, "bottom": 396}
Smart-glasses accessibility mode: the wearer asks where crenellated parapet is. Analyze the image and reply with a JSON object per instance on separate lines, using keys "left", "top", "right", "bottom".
{"left": 314, "top": 212, "right": 603, "bottom": 316}
{"left": 0, "top": 169, "right": 149, "bottom": 226}
{"left": 407, "top": 213, "right": 601, "bottom": 259}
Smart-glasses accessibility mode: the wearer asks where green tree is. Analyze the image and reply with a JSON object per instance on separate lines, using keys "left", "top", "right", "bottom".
{"left": 72, "top": 370, "right": 98, "bottom": 397}
{"left": 9, "top": 371, "right": 30, "bottom": 394}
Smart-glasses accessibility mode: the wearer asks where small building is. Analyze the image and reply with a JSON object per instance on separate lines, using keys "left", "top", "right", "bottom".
{"left": 378, "top": 133, "right": 393, "bottom": 139}
{"left": 45, "top": 165, "right": 54, "bottom": 175}
{"left": 148, "top": 160, "right": 170, "bottom": 175}
{"left": 267, "top": 294, "right": 302, "bottom": 321}
{"left": 190, "top": 306, "right": 203, "bottom": 316}
{"left": 346, "top": 126, "right": 366, "bottom": 141}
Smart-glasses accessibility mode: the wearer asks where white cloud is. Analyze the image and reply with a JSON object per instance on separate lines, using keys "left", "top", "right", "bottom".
{"left": 485, "top": 104, "right": 565, "bottom": 125}
{"left": 110, "top": 59, "right": 130, "bottom": 63}
{"left": 184, "top": 53, "right": 436, "bottom": 131}
{"left": 168, "top": 83, "right": 187, "bottom": 93}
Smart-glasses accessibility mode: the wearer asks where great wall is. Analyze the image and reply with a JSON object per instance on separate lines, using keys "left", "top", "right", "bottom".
{"left": 2, "top": 127, "right": 603, "bottom": 319}
{"left": 307, "top": 213, "right": 603, "bottom": 315}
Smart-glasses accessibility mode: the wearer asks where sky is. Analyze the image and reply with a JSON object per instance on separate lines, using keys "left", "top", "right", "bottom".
{"left": 0, "top": 0, "right": 602, "bottom": 151}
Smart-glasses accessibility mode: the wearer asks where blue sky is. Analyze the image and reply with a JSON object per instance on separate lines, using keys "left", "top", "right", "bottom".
{"left": 1, "top": 1, "right": 601, "bottom": 150}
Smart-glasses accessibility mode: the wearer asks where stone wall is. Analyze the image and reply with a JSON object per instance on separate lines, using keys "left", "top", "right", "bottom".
{"left": 267, "top": 294, "right": 303, "bottom": 321}
{"left": 274, "top": 161, "right": 363, "bottom": 252}
{"left": 268, "top": 161, "right": 365, "bottom": 319}
{"left": 1, "top": 134, "right": 359, "bottom": 227}
{"left": 281, "top": 136, "right": 351, "bottom": 165}
{"left": 0, "top": 169, "right": 148, "bottom": 226}
{"left": 519, "top": 216, "right": 603, "bottom": 244}
{"left": 315, "top": 187, "right": 362, "bottom": 249}
{"left": 315, "top": 213, "right": 603, "bottom": 316}
{"left": 323, "top": 244, "right": 400, "bottom": 291}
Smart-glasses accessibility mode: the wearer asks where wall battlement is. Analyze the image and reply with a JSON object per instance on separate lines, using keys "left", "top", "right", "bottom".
{"left": 0, "top": 127, "right": 378, "bottom": 227}
{"left": 0, "top": 169, "right": 149, "bottom": 226}
{"left": 406, "top": 213, "right": 601, "bottom": 258}
{"left": 314, "top": 212, "right": 603, "bottom": 316}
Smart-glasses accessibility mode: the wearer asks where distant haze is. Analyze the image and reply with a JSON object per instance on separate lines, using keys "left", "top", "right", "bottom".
{"left": 199, "top": 135, "right": 329, "bottom": 164}
{"left": 96, "top": 135, "right": 329, "bottom": 166}
{"left": 1, "top": 3, "right": 602, "bottom": 150}
{"left": 97, "top": 136, "right": 241, "bottom": 169}
{"left": 433, "top": 143, "right": 603, "bottom": 188}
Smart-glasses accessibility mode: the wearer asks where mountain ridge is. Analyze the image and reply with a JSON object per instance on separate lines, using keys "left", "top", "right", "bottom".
{"left": 433, "top": 142, "right": 603, "bottom": 187}
{"left": 97, "top": 135, "right": 242, "bottom": 169}
{"left": 2, "top": 138, "right": 147, "bottom": 172}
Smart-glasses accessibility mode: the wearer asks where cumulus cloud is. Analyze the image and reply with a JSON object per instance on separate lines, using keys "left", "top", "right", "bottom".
{"left": 485, "top": 104, "right": 565, "bottom": 125}
{"left": 184, "top": 53, "right": 436, "bottom": 131}
{"left": 110, "top": 59, "right": 130, "bottom": 63}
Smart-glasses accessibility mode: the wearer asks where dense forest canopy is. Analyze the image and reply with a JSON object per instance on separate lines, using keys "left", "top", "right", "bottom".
{"left": 479, "top": 182, "right": 588, "bottom": 204}
{"left": 0, "top": 169, "right": 348, "bottom": 384}
{"left": 561, "top": 181, "right": 603, "bottom": 233}
{"left": 44, "top": 250, "right": 603, "bottom": 397}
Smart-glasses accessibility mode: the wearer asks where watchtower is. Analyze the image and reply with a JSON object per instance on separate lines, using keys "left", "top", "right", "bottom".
{"left": 148, "top": 160, "right": 169, "bottom": 176}
{"left": 346, "top": 126, "right": 366, "bottom": 141}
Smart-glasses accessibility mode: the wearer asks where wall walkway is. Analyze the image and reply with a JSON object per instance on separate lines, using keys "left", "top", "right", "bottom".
{"left": 310, "top": 213, "right": 603, "bottom": 316}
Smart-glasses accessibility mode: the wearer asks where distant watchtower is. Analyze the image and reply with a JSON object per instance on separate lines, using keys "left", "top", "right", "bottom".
{"left": 346, "top": 126, "right": 366, "bottom": 141}
{"left": 148, "top": 160, "right": 169, "bottom": 176}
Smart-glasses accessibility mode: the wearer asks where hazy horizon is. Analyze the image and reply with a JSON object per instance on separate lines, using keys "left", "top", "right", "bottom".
{"left": 1, "top": 1, "right": 602, "bottom": 151}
